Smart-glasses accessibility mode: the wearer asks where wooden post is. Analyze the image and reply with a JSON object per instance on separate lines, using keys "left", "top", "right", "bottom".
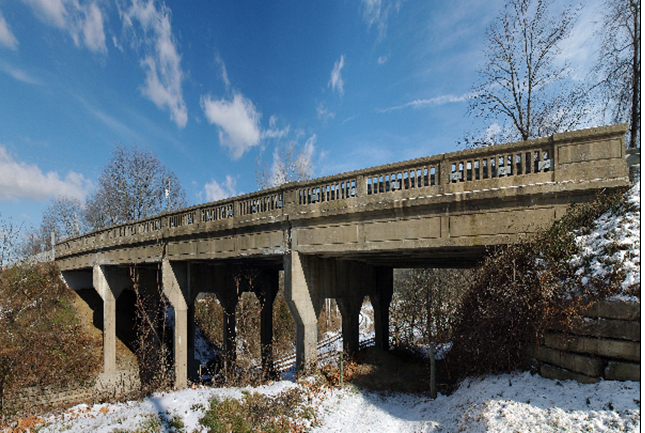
{"left": 339, "top": 351, "right": 344, "bottom": 388}
{"left": 430, "top": 342, "right": 436, "bottom": 399}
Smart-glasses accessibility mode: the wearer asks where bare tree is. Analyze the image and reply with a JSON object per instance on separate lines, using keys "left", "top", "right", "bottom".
{"left": 0, "top": 216, "right": 21, "bottom": 270}
{"left": 41, "top": 196, "right": 86, "bottom": 241}
{"left": 468, "top": 0, "right": 589, "bottom": 144}
{"left": 391, "top": 268, "right": 473, "bottom": 347}
{"left": 255, "top": 141, "right": 314, "bottom": 190}
{"left": 85, "top": 145, "right": 187, "bottom": 230}
{"left": 595, "top": 0, "right": 640, "bottom": 148}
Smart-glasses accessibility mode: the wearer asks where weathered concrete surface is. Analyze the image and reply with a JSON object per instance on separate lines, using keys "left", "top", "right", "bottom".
{"left": 544, "top": 333, "right": 640, "bottom": 362}
{"left": 583, "top": 300, "right": 641, "bottom": 321}
{"left": 92, "top": 265, "right": 131, "bottom": 375}
{"left": 605, "top": 361, "right": 641, "bottom": 381}
{"left": 540, "top": 364, "right": 600, "bottom": 384}
{"left": 52, "top": 123, "right": 633, "bottom": 386}
{"left": 550, "top": 318, "right": 641, "bottom": 342}
{"left": 55, "top": 123, "right": 630, "bottom": 271}
{"left": 526, "top": 345, "right": 604, "bottom": 377}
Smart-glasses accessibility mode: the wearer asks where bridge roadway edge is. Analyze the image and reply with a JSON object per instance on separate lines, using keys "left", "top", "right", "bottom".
{"left": 54, "top": 123, "right": 632, "bottom": 385}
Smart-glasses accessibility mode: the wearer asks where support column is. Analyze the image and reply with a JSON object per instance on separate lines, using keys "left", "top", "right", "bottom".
{"left": 370, "top": 267, "right": 393, "bottom": 350}
{"left": 284, "top": 251, "right": 320, "bottom": 373}
{"left": 337, "top": 294, "right": 362, "bottom": 356}
{"left": 255, "top": 270, "right": 279, "bottom": 377}
{"left": 93, "top": 265, "right": 129, "bottom": 375}
{"left": 217, "top": 291, "right": 238, "bottom": 372}
{"left": 161, "top": 259, "right": 195, "bottom": 390}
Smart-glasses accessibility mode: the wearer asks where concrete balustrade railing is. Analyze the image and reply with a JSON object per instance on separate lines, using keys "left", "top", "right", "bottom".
{"left": 447, "top": 142, "right": 553, "bottom": 183}
{"left": 55, "top": 123, "right": 630, "bottom": 259}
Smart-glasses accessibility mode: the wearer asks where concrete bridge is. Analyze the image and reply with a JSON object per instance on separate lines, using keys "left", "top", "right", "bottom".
{"left": 56, "top": 124, "right": 631, "bottom": 389}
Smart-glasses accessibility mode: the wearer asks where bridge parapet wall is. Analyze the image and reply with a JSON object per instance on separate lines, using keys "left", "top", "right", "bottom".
{"left": 54, "top": 123, "right": 630, "bottom": 265}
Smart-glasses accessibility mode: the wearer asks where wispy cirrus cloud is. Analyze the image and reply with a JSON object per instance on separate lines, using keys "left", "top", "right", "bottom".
{"left": 263, "top": 115, "right": 290, "bottom": 140}
{"left": 0, "top": 144, "right": 92, "bottom": 201}
{"left": 0, "top": 62, "right": 42, "bottom": 85}
{"left": 328, "top": 55, "right": 345, "bottom": 96}
{"left": 120, "top": 0, "right": 187, "bottom": 128}
{"left": 0, "top": 9, "right": 18, "bottom": 50}
{"left": 361, "top": 0, "right": 403, "bottom": 42}
{"left": 21, "top": 0, "right": 107, "bottom": 52}
{"left": 316, "top": 102, "right": 335, "bottom": 121}
{"left": 378, "top": 92, "right": 472, "bottom": 113}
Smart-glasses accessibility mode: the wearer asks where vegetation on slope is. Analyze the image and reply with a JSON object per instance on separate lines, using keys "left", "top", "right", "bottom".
{"left": 0, "top": 262, "right": 102, "bottom": 416}
{"left": 447, "top": 186, "right": 638, "bottom": 379}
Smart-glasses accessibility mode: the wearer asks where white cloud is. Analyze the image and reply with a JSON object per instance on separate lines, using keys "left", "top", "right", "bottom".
{"left": 201, "top": 92, "right": 262, "bottom": 159}
{"left": 262, "top": 115, "right": 290, "bottom": 140}
{"left": 361, "top": 0, "right": 402, "bottom": 42}
{"left": 215, "top": 54, "right": 230, "bottom": 88}
{"left": 81, "top": 2, "right": 105, "bottom": 53}
{"left": 316, "top": 102, "right": 335, "bottom": 121}
{"left": 379, "top": 92, "right": 472, "bottom": 112}
{"left": 21, "top": 0, "right": 107, "bottom": 53}
{"left": 121, "top": 0, "right": 187, "bottom": 128}
{"left": 263, "top": 124, "right": 290, "bottom": 140}
{"left": 0, "top": 10, "right": 18, "bottom": 50}
{"left": 377, "top": 55, "right": 388, "bottom": 65}
{"left": 204, "top": 175, "right": 236, "bottom": 202}
{"left": 328, "top": 55, "right": 345, "bottom": 96}
{"left": 0, "top": 145, "right": 91, "bottom": 201}
{"left": 0, "top": 63, "right": 42, "bottom": 85}
{"left": 558, "top": 0, "right": 603, "bottom": 80}
{"left": 302, "top": 134, "right": 316, "bottom": 160}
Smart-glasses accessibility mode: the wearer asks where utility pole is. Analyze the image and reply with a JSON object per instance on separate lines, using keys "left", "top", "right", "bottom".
{"left": 166, "top": 177, "right": 171, "bottom": 212}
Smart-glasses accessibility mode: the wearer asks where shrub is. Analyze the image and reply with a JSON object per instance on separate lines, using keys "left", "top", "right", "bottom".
{"left": 0, "top": 262, "right": 101, "bottom": 416}
{"left": 199, "top": 387, "right": 316, "bottom": 433}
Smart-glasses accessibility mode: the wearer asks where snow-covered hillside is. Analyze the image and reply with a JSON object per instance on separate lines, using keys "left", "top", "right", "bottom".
{"left": 25, "top": 372, "right": 641, "bottom": 432}
{"left": 571, "top": 179, "right": 641, "bottom": 301}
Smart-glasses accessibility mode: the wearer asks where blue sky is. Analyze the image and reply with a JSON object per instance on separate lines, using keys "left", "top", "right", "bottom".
{"left": 0, "top": 0, "right": 604, "bottom": 228}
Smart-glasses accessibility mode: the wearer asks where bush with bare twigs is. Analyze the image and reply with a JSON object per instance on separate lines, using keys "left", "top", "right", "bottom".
{"left": 448, "top": 188, "right": 634, "bottom": 379}
{"left": 0, "top": 262, "right": 102, "bottom": 419}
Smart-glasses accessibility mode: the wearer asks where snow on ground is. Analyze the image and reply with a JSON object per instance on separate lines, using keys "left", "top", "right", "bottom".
{"left": 570, "top": 180, "right": 641, "bottom": 301}
{"left": 31, "top": 372, "right": 639, "bottom": 432}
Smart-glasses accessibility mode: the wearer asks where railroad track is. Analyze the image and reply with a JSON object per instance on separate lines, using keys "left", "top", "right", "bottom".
{"left": 274, "top": 334, "right": 376, "bottom": 373}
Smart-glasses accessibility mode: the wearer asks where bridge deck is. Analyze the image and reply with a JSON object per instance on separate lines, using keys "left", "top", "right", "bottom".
{"left": 56, "top": 124, "right": 630, "bottom": 270}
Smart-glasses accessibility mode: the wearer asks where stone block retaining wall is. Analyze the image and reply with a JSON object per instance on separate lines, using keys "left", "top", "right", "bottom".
{"left": 5, "top": 370, "right": 140, "bottom": 415}
{"left": 527, "top": 300, "right": 640, "bottom": 383}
